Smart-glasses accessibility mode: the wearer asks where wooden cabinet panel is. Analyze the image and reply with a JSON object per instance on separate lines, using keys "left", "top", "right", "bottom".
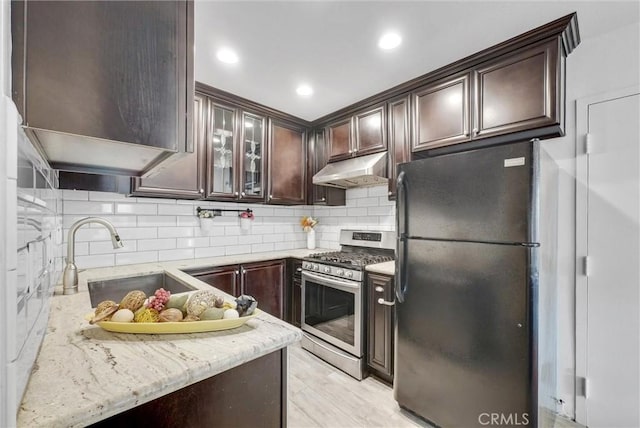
{"left": 206, "top": 100, "right": 240, "bottom": 200}
{"left": 13, "top": 0, "right": 192, "bottom": 175}
{"left": 413, "top": 73, "right": 471, "bottom": 152}
{"left": 474, "top": 39, "right": 560, "bottom": 138}
{"left": 354, "top": 105, "right": 386, "bottom": 156}
{"left": 327, "top": 118, "right": 353, "bottom": 162}
{"left": 367, "top": 273, "right": 394, "bottom": 382}
{"left": 131, "top": 92, "right": 206, "bottom": 198}
{"left": 91, "top": 349, "right": 286, "bottom": 428}
{"left": 192, "top": 265, "right": 239, "bottom": 297}
{"left": 239, "top": 112, "right": 267, "bottom": 201}
{"left": 242, "top": 260, "right": 285, "bottom": 319}
{"left": 387, "top": 95, "right": 411, "bottom": 200}
{"left": 268, "top": 120, "right": 306, "bottom": 205}
{"left": 309, "top": 129, "right": 346, "bottom": 206}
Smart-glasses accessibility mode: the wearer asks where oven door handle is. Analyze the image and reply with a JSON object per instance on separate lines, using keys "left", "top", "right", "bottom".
{"left": 302, "top": 271, "right": 361, "bottom": 292}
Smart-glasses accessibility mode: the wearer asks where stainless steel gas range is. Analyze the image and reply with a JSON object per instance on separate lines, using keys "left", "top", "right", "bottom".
{"left": 301, "top": 230, "right": 395, "bottom": 380}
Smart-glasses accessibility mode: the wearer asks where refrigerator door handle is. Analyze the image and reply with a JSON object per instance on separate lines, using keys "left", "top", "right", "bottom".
{"left": 396, "top": 170, "right": 408, "bottom": 303}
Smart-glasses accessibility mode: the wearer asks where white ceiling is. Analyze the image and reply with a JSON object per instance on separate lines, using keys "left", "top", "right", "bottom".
{"left": 194, "top": 1, "right": 640, "bottom": 122}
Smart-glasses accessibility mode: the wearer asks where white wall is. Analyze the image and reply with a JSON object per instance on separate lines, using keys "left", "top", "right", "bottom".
{"left": 61, "top": 185, "right": 394, "bottom": 268}
{"left": 1, "top": 0, "right": 12, "bottom": 425}
{"left": 542, "top": 21, "right": 640, "bottom": 419}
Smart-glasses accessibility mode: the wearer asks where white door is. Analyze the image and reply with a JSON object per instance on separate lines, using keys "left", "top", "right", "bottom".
{"left": 576, "top": 89, "right": 640, "bottom": 427}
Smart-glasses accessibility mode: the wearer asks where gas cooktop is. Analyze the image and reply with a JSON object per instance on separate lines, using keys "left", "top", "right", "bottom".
{"left": 306, "top": 251, "right": 394, "bottom": 269}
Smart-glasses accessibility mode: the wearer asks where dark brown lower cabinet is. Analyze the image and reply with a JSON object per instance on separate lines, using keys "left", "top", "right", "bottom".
{"left": 90, "top": 349, "right": 287, "bottom": 428}
{"left": 187, "top": 265, "right": 239, "bottom": 296}
{"left": 367, "top": 273, "right": 395, "bottom": 383}
{"left": 286, "top": 258, "right": 303, "bottom": 328}
{"left": 242, "top": 259, "right": 285, "bottom": 319}
{"left": 183, "top": 259, "right": 285, "bottom": 320}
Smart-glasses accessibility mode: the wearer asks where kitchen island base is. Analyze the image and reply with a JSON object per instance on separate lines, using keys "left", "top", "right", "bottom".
{"left": 90, "top": 349, "right": 287, "bottom": 428}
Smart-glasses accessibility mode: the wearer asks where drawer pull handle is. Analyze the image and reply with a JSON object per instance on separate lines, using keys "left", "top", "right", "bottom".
{"left": 377, "top": 298, "right": 395, "bottom": 306}
{"left": 375, "top": 286, "right": 384, "bottom": 293}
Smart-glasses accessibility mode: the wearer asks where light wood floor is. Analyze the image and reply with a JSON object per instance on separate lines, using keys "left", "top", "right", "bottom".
{"left": 287, "top": 343, "right": 431, "bottom": 428}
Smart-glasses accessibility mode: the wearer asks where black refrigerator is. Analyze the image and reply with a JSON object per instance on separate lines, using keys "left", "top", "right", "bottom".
{"left": 394, "top": 140, "right": 558, "bottom": 428}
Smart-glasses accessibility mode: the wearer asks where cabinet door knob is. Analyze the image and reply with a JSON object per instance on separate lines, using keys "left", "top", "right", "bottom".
{"left": 199, "top": 188, "right": 204, "bottom": 193}
{"left": 375, "top": 286, "right": 384, "bottom": 293}
{"left": 321, "top": 197, "right": 326, "bottom": 202}
{"left": 296, "top": 267, "right": 302, "bottom": 272}
{"left": 388, "top": 191, "right": 393, "bottom": 195}
{"left": 235, "top": 270, "right": 239, "bottom": 275}
{"left": 241, "top": 191, "right": 246, "bottom": 197}
{"left": 377, "top": 298, "right": 395, "bottom": 306}
{"left": 234, "top": 191, "right": 239, "bottom": 196}
{"left": 269, "top": 194, "right": 273, "bottom": 199}
{"left": 472, "top": 128, "right": 479, "bottom": 136}
{"left": 348, "top": 150, "right": 353, "bottom": 154}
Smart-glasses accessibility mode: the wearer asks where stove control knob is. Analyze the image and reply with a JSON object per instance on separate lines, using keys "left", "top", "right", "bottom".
{"left": 345, "top": 271, "right": 353, "bottom": 278}
{"left": 323, "top": 266, "right": 331, "bottom": 274}
{"left": 313, "top": 264, "right": 319, "bottom": 271}
{"left": 336, "top": 269, "right": 344, "bottom": 276}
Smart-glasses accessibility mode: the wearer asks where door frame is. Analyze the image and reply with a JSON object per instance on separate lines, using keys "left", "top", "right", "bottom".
{"left": 574, "top": 85, "right": 640, "bottom": 425}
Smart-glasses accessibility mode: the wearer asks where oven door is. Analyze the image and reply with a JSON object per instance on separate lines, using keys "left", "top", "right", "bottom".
{"left": 301, "top": 271, "right": 362, "bottom": 357}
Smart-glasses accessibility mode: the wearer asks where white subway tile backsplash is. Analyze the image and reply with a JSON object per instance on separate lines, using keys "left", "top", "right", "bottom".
{"left": 158, "top": 227, "right": 195, "bottom": 238}
{"left": 138, "top": 238, "right": 176, "bottom": 251}
{"left": 367, "top": 206, "right": 394, "bottom": 216}
{"left": 89, "top": 192, "right": 129, "bottom": 201}
{"left": 75, "top": 254, "right": 116, "bottom": 269}
{"left": 252, "top": 243, "right": 274, "bottom": 253}
{"left": 115, "top": 203, "right": 157, "bottom": 215}
{"left": 61, "top": 185, "right": 395, "bottom": 267}
{"left": 274, "top": 241, "right": 295, "bottom": 251}
{"left": 177, "top": 237, "right": 210, "bottom": 248}
{"left": 368, "top": 185, "right": 389, "bottom": 197}
{"left": 347, "top": 208, "right": 368, "bottom": 217}
{"left": 210, "top": 236, "right": 238, "bottom": 246}
{"left": 117, "top": 227, "right": 158, "bottom": 240}
{"left": 225, "top": 245, "right": 247, "bottom": 256}
{"left": 90, "top": 240, "right": 138, "bottom": 254}
{"left": 158, "top": 249, "right": 194, "bottom": 262}
{"left": 62, "top": 190, "right": 89, "bottom": 201}
{"left": 347, "top": 188, "right": 368, "bottom": 199}
{"left": 356, "top": 197, "right": 379, "bottom": 207}
{"left": 64, "top": 201, "right": 113, "bottom": 215}
{"left": 194, "top": 247, "right": 226, "bottom": 258}
{"left": 115, "top": 251, "right": 158, "bottom": 265}
{"left": 137, "top": 216, "right": 177, "bottom": 227}
{"left": 157, "top": 204, "right": 194, "bottom": 216}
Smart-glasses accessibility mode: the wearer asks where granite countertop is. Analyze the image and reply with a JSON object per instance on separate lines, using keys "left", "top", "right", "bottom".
{"left": 17, "top": 249, "right": 329, "bottom": 427}
{"left": 365, "top": 260, "right": 395, "bottom": 276}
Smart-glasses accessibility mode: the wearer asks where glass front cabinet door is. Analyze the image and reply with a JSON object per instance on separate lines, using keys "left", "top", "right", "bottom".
{"left": 206, "top": 101, "right": 238, "bottom": 199}
{"left": 239, "top": 111, "right": 266, "bottom": 201}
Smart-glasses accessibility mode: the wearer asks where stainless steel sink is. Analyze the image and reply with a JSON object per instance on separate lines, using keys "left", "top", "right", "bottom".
{"left": 87, "top": 273, "right": 196, "bottom": 307}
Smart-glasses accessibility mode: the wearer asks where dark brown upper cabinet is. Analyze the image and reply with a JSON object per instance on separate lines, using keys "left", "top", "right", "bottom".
{"left": 354, "top": 105, "right": 387, "bottom": 156}
{"left": 387, "top": 95, "right": 411, "bottom": 200}
{"left": 205, "top": 99, "right": 240, "bottom": 200}
{"left": 327, "top": 105, "right": 387, "bottom": 162}
{"left": 130, "top": 92, "right": 207, "bottom": 199}
{"left": 308, "top": 129, "right": 346, "bottom": 206}
{"left": 327, "top": 117, "right": 353, "bottom": 162}
{"left": 473, "top": 39, "right": 561, "bottom": 139}
{"left": 267, "top": 120, "right": 307, "bottom": 205}
{"left": 12, "top": 0, "right": 194, "bottom": 177}
{"left": 412, "top": 73, "right": 471, "bottom": 152}
{"left": 239, "top": 111, "right": 267, "bottom": 202}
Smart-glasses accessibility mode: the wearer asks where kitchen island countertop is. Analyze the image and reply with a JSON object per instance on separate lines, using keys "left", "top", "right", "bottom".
{"left": 17, "top": 248, "right": 330, "bottom": 427}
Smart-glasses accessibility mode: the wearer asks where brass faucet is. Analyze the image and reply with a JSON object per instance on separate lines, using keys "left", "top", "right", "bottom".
{"left": 62, "top": 217, "right": 124, "bottom": 295}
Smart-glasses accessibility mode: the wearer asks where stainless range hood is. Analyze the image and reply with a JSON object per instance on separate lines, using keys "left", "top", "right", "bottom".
{"left": 313, "top": 152, "right": 388, "bottom": 189}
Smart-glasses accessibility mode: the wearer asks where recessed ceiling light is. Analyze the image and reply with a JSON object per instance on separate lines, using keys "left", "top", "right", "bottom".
{"left": 378, "top": 32, "right": 402, "bottom": 50}
{"left": 296, "top": 84, "right": 313, "bottom": 97}
{"left": 216, "top": 47, "right": 239, "bottom": 64}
